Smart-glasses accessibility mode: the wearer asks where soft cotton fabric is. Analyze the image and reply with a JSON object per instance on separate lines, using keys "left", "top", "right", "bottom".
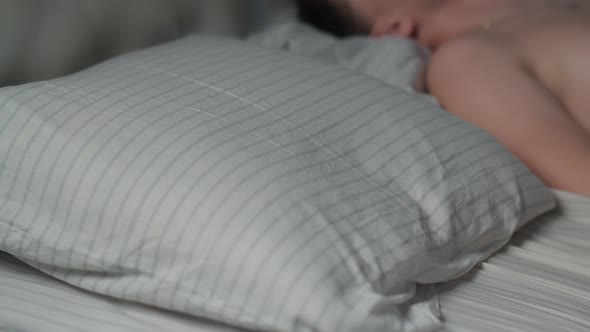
{"left": 1, "top": 190, "right": 587, "bottom": 332}
{"left": 249, "top": 14, "right": 431, "bottom": 93}
{"left": 0, "top": 35, "right": 554, "bottom": 332}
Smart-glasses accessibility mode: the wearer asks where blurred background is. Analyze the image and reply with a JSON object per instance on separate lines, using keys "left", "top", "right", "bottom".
{"left": 0, "top": 0, "right": 292, "bottom": 86}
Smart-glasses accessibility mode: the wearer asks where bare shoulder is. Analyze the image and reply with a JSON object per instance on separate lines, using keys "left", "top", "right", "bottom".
{"left": 428, "top": 34, "right": 514, "bottom": 80}
{"left": 426, "top": 34, "right": 521, "bottom": 99}
{"left": 425, "top": 33, "right": 534, "bottom": 126}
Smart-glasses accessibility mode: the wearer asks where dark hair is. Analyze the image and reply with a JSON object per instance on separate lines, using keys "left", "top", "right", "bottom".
{"left": 295, "top": 0, "right": 367, "bottom": 38}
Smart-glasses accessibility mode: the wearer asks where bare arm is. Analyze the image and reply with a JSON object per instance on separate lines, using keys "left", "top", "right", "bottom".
{"left": 427, "top": 37, "right": 590, "bottom": 197}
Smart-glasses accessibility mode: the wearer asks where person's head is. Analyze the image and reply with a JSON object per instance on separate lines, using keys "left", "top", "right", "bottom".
{"left": 296, "top": 0, "right": 515, "bottom": 49}
{"left": 294, "top": 0, "right": 370, "bottom": 38}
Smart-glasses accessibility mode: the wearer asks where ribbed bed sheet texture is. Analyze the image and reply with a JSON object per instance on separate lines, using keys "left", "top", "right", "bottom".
{"left": 438, "top": 190, "right": 590, "bottom": 331}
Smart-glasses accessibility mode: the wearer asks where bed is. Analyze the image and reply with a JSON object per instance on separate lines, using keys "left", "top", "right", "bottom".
{"left": 0, "top": 4, "right": 589, "bottom": 332}
{"left": 1, "top": 190, "right": 588, "bottom": 332}
{"left": 439, "top": 190, "right": 590, "bottom": 332}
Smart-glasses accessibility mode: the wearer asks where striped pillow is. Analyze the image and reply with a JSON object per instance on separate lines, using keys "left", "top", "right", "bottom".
{"left": 0, "top": 36, "right": 555, "bottom": 332}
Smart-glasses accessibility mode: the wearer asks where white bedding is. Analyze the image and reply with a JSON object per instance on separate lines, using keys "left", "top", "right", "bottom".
{"left": 1, "top": 35, "right": 553, "bottom": 332}
{"left": 0, "top": 190, "right": 588, "bottom": 332}
{"left": 0, "top": 16, "right": 587, "bottom": 332}
{"left": 438, "top": 190, "right": 590, "bottom": 332}
{"left": 249, "top": 16, "right": 431, "bottom": 94}
{"left": 0, "top": 252, "right": 245, "bottom": 332}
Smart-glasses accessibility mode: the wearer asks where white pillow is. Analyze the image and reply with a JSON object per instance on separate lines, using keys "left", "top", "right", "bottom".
{"left": 0, "top": 35, "right": 554, "bottom": 332}
{"left": 249, "top": 16, "right": 431, "bottom": 93}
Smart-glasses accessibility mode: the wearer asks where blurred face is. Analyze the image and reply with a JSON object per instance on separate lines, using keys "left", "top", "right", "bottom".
{"left": 340, "top": 0, "right": 509, "bottom": 49}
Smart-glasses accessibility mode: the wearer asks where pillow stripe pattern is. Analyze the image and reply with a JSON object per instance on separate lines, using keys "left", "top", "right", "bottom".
{"left": 0, "top": 36, "right": 554, "bottom": 332}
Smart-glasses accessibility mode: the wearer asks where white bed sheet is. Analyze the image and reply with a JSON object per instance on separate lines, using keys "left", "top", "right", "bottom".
{"left": 0, "top": 190, "right": 588, "bottom": 332}
{"left": 438, "top": 190, "right": 590, "bottom": 332}
{"left": 0, "top": 253, "right": 248, "bottom": 332}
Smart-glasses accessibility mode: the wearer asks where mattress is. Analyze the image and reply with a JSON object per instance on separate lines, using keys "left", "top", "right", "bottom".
{"left": 0, "top": 190, "right": 588, "bottom": 332}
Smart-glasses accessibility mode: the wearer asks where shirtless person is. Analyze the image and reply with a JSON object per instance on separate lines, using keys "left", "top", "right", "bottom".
{"left": 296, "top": 0, "right": 590, "bottom": 197}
